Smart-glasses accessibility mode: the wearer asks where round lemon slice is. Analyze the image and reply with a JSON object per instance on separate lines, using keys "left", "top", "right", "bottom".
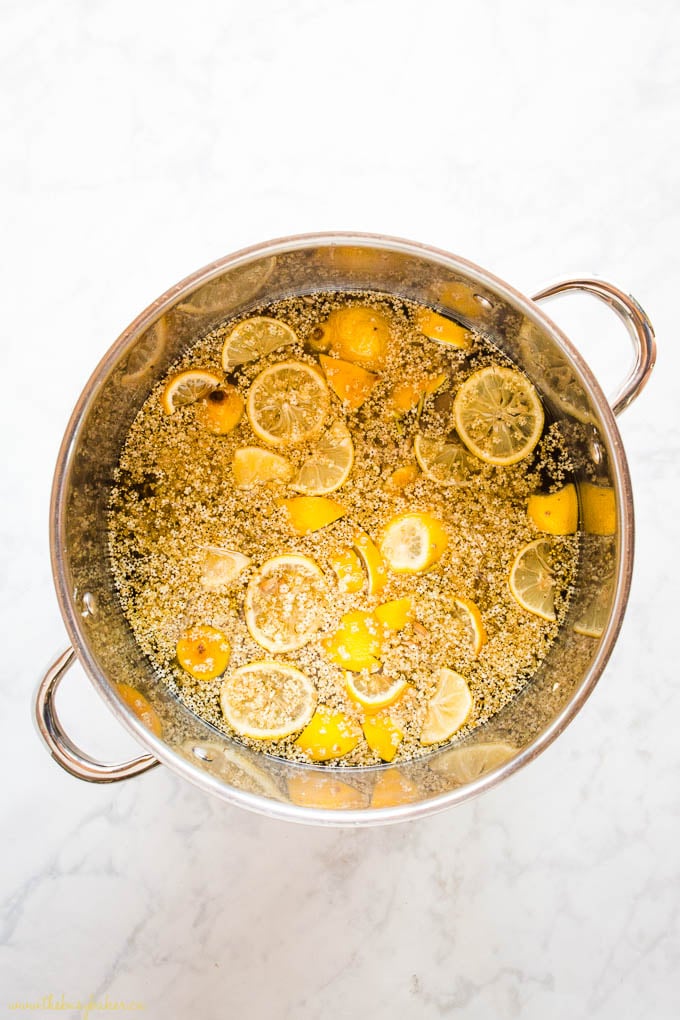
{"left": 245, "top": 554, "right": 327, "bottom": 653}
{"left": 431, "top": 740, "right": 516, "bottom": 780}
{"left": 345, "top": 671, "right": 407, "bottom": 712}
{"left": 220, "top": 661, "right": 317, "bottom": 740}
{"left": 454, "top": 365, "right": 544, "bottom": 465}
{"left": 161, "top": 369, "right": 222, "bottom": 414}
{"left": 574, "top": 576, "right": 614, "bottom": 638}
{"left": 420, "top": 667, "right": 473, "bottom": 745}
{"left": 508, "top": 539, "right": 557, "bottom": 621}
{"left": 414, "top": 433, "right": 479, "bottom": 486}
{"left": 290, "top": 421, "right": 354, "bottom": 495}
{"left": 222, "top": 316, "right": 298, "bottom": 372}
{"left": 246, "top": 360, "right": 330, "bottom": 446}
{"left": 379, "top": 512, "right": 448, "bottom": 574}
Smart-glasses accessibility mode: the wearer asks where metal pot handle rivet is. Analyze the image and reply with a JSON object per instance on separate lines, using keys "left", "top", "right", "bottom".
{"left": 34, "top": 647, "right": 160, "bottom": 783}
{"left": 532, "top": 278, "right": 656, "bottom": 416}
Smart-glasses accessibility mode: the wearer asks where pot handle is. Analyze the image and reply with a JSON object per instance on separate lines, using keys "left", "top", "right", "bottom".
{"left": 532, "top": 278, "right": 656, "bottom": 415}
{"left": 35, "top": 647, "right": 160, "bottom": 783}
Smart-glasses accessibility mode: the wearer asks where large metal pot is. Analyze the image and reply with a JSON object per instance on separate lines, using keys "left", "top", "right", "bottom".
{"left": 35, "top": 233, "right": 655, "bottom": 825}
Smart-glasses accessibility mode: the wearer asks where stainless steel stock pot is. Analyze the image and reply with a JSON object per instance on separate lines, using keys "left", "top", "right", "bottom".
{"left": 35, "top": 233, "right": 656, "bottom": 826}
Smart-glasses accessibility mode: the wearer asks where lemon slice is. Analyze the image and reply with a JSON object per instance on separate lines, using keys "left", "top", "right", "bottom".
{"left": 574, "top": 577, "right": 614, "bottom": 638}
{"left": 222, "top": 316, "right": 298, "bottom": 372}
{"left": 232, "top": 447, "right": 294, "bottom": 487}
{"left": 290, "top": 421, "right": 354, "bottom": 495}
{"left": 176, "top": 624, "right": 231, "bottom": 681}
{"left": 420, "top": 667, "right": 473, "bottom": 745}
{"left": 379, "top": 512, "right": 448, "bottom": 574}
{"left": 161, "top": 369, "right": 222, "bottom": 414}
{"left": 121, "top": 316, "right": 167, "bottom": 385}
{"left": 345, "top": 671, "right": 407, "bottom": 712}
{"left": 451, "top": 596, "right": 487, "bottom": 657}
{"left": 200, "top": 546, "right": 251, "bottom": 589}
{"left": 414, "top": 433, "right": 479, "bottom": 486}
{"left": 454, "top": 366, "right": 544, "bottom": 465}
{"left": 431, "top": 740, "right": 516, "bottom": 781}
{"left": 245, "top": 554, "right": 327, "bottom": 653}
{"left": 508, "top": 539, "right": 557, "bottom": 621}
{"left": 220, "top": 661, "right": 317, "bottom": 740}
{"left": 247, "top": 360, "right": 330, "bottom": 446}
{"left": 327, "top": 547, "right": 365, "bottom": 593}
{"left": 352, "top": 531, "right": 387, "bottom": 593}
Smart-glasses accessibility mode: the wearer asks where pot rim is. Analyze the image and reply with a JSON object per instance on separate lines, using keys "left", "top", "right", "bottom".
{"left": 49, "top": 231, "right": 635, "bottom": 826}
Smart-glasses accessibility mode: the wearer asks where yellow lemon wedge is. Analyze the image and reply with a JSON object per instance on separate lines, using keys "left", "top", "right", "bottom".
{"left": 362, "top": 713, "right": 404, "bottom": 762}
{"left": 161, "top": 369, "right": 222, "bottom": 414}
{"left": 384, "top": 463, "right": 420, "bottom": 492}
{"left": 527, "top": 483, "right": 578, "bottom": 535}
{"left": 280, "top": 495, "right": 347, "bottom": 535}
{"left": 290, "top": 420, "right": 354, "bottom": 495}
{"left": 287, "top": 773, "right": 367, "bottom": 810}
{"left": 221, "top": 316, "right": 298, "bottom": 372}
{"left": 508, "top": 539, "right": 557, "bottom": 621}
{"left": 232, "top": 447, "right": 294, "bottom": 487}
{"left": 379, "top": 511, "right": 448, "bottom": 574}
{"left": 246, "top": 360, "right": 330, "bottom": 446}
{"left": 322, "top": 609, "right": 383, "bottom": 671}
{"left": 326, "top": 305, "right": 391, "bottom": 369}
{"left": 176, "top": 624, "right": 231, "bottom": 681}
{"left": 352, "top": 530, "right": 388, "bottom": 593}
{"left": 220, "top": 661, "right": 317, "bottom": 740}
{"left": 420, "top": 667, "right": 473, "bottom": 745}
{"left": 245, "top": 554, "right": 327, "bottom": 653}
{"left": 454, "top": 365, "right": 544, "bottom": 465}
{"left": 580, "top": 482, "right": 616, "bottom": 535}
{"left": 416, "top": 308, "right": 472, "bottom": 348}
{"left": 414, "top": 433, "right": 479, "bottom": 487}
{"left": 374, "top": 596, "right": 415, "bottom": 631}
{"left": 116, "top": 684, "right": 163, "bottom": 737}
{"left": 370, "top": 769, "right": 420, "bottom": 807}
{"left": 318, "top": 354, "right": 379, "bottom": 410}
{"left": 388, "top": 372, "right": 448, "bottom": 415}
{"left": 327, "top": 547, "right": 365, "bottom": 594}
{"left": 345, "top": 672, "right": 408, "bottom": 713}
{"left": 199, "top": 546, "right": 251, "bottom": 589}
{"left": 294, "top": 706, "right": 362, "bottom": 761}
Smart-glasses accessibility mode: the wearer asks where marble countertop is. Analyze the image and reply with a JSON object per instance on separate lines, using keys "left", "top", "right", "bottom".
{"left": 2, "top": 1, "right": 678, "bottom": 1017}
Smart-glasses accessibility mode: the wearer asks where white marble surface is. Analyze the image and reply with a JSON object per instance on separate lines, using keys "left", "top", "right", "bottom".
{"left": 2, "top": 0, "right": 679, "bottom": 1016}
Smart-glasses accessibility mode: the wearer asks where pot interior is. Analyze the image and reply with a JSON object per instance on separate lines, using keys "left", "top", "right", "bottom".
{"left": 54, "top": 236, "right": 629, "bottom": 821}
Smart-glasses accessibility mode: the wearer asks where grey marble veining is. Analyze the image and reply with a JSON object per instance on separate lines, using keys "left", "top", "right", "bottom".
{"left": 2, "top": 0, "right": 678, "bottom": 1017}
